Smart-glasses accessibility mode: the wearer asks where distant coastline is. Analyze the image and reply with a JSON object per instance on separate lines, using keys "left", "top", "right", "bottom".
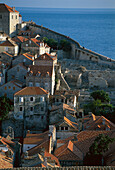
{"left": 17, "top": 8, "right": 115, "bottom": 59}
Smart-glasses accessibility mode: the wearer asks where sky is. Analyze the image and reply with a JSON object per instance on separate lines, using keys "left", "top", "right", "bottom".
{"left": 1, "top": 0, "right": 115, "bottom": 8}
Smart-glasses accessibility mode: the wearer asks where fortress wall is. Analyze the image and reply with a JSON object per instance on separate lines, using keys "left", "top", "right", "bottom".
{"left": 28, "top": 23, "right": 115, "bottom": 67}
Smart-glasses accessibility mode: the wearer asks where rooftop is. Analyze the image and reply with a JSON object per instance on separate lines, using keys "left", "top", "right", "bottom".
{"left": 14, "top": 87, "right": 48, "bottom": 96}
{"left": 0, "top": 3, "right": 19, "bottom": 13}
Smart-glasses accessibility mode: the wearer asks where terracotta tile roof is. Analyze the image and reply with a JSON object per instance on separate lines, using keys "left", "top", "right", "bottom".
{"left": 82, "top": 114, "right": 115, "bottom": 130}
{"left": 0, "top": 136, "right": 15, "bottom": 153}
{"left": 22, "top": 53, "right": 34, "bottom": 61}
{"left": 51, "top": 103, "right": 75, "bottom": 112}
{"left": 54, "top": 140, "right": 82, "bottom": 161}
{"left": 63, "top": 116, "right": 78, "bottom": 129}
{"left": 14, "top": 87, "right": 48, "bottom": 96}
{"left": 35, "top": 53, "right": 56, "bottom": 61}
{"left": 12, "top": 36, "right": 28, "bottom": 43}
{"left": 24, "top": 131, "right": 49, "bottom": 144}
{"left": 2, "top": 51, "right": 13, "bottom": 58}
{"left": 28, "top": 139, "right": 50, "bottom": 156}
{"left": 56, "top": 130, "right": 115, "bottom": 160}
{"left": 0, "top": 40, "right": 16, "bottom": 47}
{"left": 0, "top": 153, "right": 13, "bottom": 169}
{"left": 27, "top": 65, "right": 53, "bottom": 77}
{"left": 31, "top": 38, "right": 41, "bottom": 47}
{"left": 63, "top": 103, "right": 75, "bottom": 112}
{"left": 0, "top": 4, "right": 19, "bottom": 13}
{"left": 44, "top": 152, "right": 60, "bottom": 166}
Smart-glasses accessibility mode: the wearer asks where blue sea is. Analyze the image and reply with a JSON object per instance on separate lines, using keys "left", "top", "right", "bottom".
{"left": 17, "top": 8, "right": 115, "bottom": 59}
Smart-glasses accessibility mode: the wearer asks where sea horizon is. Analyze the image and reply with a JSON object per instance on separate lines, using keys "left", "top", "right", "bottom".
{"left": 17, "top": 7, "right": 115, "bottom": 59}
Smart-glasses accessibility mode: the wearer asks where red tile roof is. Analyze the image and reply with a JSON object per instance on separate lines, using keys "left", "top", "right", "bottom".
{"left": 27, "top": 65, "right": 53, "bottom": 77}
{"left": 12, "top": 36, "right": 28, "bottom": 43}
{"left": 2, "top": 51, "right": 13, "bottom": 58}
{"left": 35, "top": 53, "right": 56, "bottom": 61}
{"left": 54, "top": 140, "right": 83, "bottom": 161}
{"left": 44, "top": 151, "right": 60, "bottom": 166}
{"left": 0, "top": 153, "right": 13, "bottom": 169}
{"left": 14, "top": 87, "right": 48, "bottom": 96}
{"left": 0, "top": 40, "right": 16, "bottom": 47}
{"left": 22, "top": 53, "right": 34, "bottom": 61}
{"left": 0, "top": 4, "right": 19, "bottom": 13}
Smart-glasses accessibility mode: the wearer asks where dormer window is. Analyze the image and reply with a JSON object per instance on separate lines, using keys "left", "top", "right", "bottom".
{"left": 36, "top": 71, "right": 41, "bottom": 77}
{"left": 46, "top": 72, "right": 49, "bottom": 77}
{"left": 29, "top": 71, "right": 33, "bottom": 76}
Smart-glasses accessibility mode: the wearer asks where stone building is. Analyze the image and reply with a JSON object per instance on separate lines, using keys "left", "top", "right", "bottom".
{"left": 14, "top": 87, "right": 49, "bottom": 130}
{"left": 26, "top": 65, "right": 55, "bottom": 95}
{"left": 0, "top": 80, "right": 23, "bottom": 100}
{"left": 0, "top": 60, "right": 10, "bottom": 86}
{"left": 0, "top": 4, "right": 20, "bottom": 37}
{"left": 55, "top": 116, "right": 78, "bottom": 140}
{"left": 49, "top": 103, "right": 77, "bottom": 125}
{"left": 0, "top": 51, "right": 13, "bottom": 64}
{"left": 0, "top": 31, "right": 9, "bottom": 44}
{"left": 33, "top": 53, "right": 57, "bottom": 66}
{"left": 7, "top": 63, "right": 28, "bottom": 84}
{"left": 12, "top": 53, "right": 34, "bottom": 67}
{"left": 21, "top": 38, "right": 50, "bottom": 55}
{"left": 50, "top": 90, "right": 79, "bottom": 109}
{"left": 0, "top": 39, "right": 19, "bottom": 56}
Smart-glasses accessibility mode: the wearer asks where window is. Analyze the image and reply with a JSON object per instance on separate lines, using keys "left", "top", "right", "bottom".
{"left": 41, "top": 115, "right": 44, "bottom": 120}
{"left": 26, "top": 44, "right": 28, "bottom": 47}
{"left": 24, "top": 76, "right": 26, "bottom": 79}
{"left": 41, "top": 96, "right": 44, "bottom": 102}
{"left": 29, "top": 82, "right": 33, "bottom": 87}
{"left": 41, "top": 107, "right": 44, "bottom": 111}
{"left": 0, "top": 15, "right": 2, "bottom": 19}
{"left": 16, "top": 15, "right": 17, "bottom": 19}
{"left": 13, "top": 87, "right": 15, "bottom": 90}
{"left": 61, "top": 127, "right": 64, "bottom": 130}
{"left": 12, "top": 15, "right": 13, "bottom": 19}
{"left": 35, "top": 83, "right": 40, "bottom": 87}
{"left": 30, "top": 107, "right": 33, "bottom": 111}
{"left": 4, "top": 93, "right": 7, "bottom": 97}
{"left": 65, "top": 127, "right": 68, "bottom": 130}
{"left": 9, "top": 86, "right": 11, "bottom": 89}
{"left": 4, "top": 86, "right": 7, "bottom": 90}
{"left": 19, "top": 97, "right": 23, "bottom": 103}
{"left": 20, "top": 107, "right": 23, "bottom": 111}
{"left": 30, "top": 97, "right": 33, "bottom": 101}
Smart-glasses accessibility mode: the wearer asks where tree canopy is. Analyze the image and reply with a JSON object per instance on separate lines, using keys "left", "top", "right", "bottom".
{"left": 0, "top": 96, "right": 13, "bottom": 121}
{"left": 84, "top": 134, "right": 115, "bottom": 165}
{"left": 89, "top": 134, "right": 115, "bottom": 155}
{"left": 91, "top": 90, "right": 110, "bottom": 103}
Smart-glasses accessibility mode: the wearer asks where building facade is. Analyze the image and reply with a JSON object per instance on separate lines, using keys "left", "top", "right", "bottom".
{"left": 0, "top": 4, "right": 20, "bottom": 37}
{"left": 14, "top": 87, "right": 49, "bottom": 130}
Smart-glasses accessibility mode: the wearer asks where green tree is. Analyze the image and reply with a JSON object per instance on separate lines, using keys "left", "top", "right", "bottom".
{"left": 84, "top": 134, "right": 115, "bottom": 165}
{"left": 43, "top": 37, "right": 48, "bottom": 43}
{"left": 91, "top": 90, "right": 110, "bottom": 103}
{"left": 47, "top": 38, "right": 58, "bottom": 49}
{"left": 59, "top": 39, "right": 71, "bottom": 52}
{"left": 0, "top": 96, "right": 13, "bottom": 121}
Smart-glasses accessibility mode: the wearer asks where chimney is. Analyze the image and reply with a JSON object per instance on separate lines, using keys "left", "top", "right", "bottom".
{"left": 27, "top": 130, "right": 30, "bottom": 134}
{"left": 12, "top": 7, "right": 15, "bottom": 12}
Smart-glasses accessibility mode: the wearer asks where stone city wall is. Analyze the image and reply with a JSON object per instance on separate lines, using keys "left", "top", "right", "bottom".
{"left": 27, "top": 23, "right": 115, "bottom": 69}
